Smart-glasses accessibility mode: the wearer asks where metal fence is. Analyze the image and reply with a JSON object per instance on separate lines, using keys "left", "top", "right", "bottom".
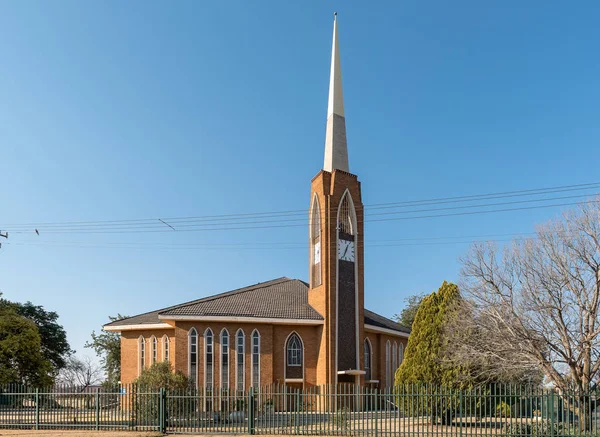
{"left": 1, "top": 383, "right": 599, "bottom": 435}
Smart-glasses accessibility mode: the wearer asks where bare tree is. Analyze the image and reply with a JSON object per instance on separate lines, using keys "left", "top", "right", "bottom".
{"left": 447, "top": 201, "right": 600, "bottom": 429}
{"left": 57, "top": 355, "right": 104, "bottom": 388}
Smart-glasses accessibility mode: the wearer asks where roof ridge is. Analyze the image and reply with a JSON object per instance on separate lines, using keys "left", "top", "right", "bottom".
{"left": 158, "top": 277, "right": 293, "bottom": 315}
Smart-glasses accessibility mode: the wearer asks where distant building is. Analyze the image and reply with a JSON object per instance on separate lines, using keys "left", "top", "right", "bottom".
{"left": 105, "top": 15, "right": 409, "bottom": 391}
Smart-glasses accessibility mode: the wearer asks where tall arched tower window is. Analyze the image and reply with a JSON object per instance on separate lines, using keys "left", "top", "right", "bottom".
{"left": 188, "top": 328, "right": 198, "bottom": 388}
{"left": 220, "top": 329, "right": 229, "bottom": 390}
{"left": 338, "top": 193, "right": 355, "bottom": 237}
{"left": 337, "top": 190, "right": 358, "bottom": 375}
{"left": 204, "top": 328, "right": 214, "bottom": 390}
{"left": 392, "top": 342, "right": 398, "bottom": 375}
{"left": 364, "top": 339, "right": 372, "bottom": 381}
{"left": 236, "top": 329, "right": 245, "bottom": 392}
{"left": 310, "top": 195, "right": 322, "bottom": 287}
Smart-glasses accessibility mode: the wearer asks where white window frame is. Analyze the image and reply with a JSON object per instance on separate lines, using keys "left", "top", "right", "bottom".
{"left": 385, "top": 340, "right": 391, "bottom": 388}
{"left": 286, "top": 333, "right": 303, "bottom": 367}
{"left": 163, "top": 334, "right": 170, "bottom": 362}
{"left": 188, "top": 328, "right": 198, "bottom": 388}
{"left": 251, "top": 329, "right": 261, "bottom": 389}
{"left": 364, "top": 338, "right": 372, "bottom": 381}
{"left": 236, "top": 329, "right": 245, "bottom": 392}
{"left": 220, "top": 329, "right": 230, "bottom": 391}
{"left": 138, "top": 336, "right": 145, "bottom": 376}
{"left": 151, "top": 336, "right": 157, "bottom": 365}
{"left": 204, "top": 328, "right": 214, "bottom": 390}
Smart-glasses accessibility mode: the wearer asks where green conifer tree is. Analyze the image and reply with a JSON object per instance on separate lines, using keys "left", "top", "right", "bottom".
{"left": 395, "top": 281, "right": 463, "bottom": 425}
{"left": 395, "top": 281, "right": 462, "bottom": 386}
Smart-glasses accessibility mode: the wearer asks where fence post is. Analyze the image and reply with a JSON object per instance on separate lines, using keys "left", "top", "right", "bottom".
{"left": 95, "top": 388, "right": 100, "bottom": 430}
{"left": 459, "top": 389, "right": 463, "bottom": 437}
{"left": 248, "top": 387, "right": 255, "bottom": 435}
{"left": 549, "top": 389, "right": 555, "bottom": 437}
{"left": 158, "top": 388, "right": 166, "bottom": 434}
{"left": 34, "top": 388, "right": 39, "bottom": 430}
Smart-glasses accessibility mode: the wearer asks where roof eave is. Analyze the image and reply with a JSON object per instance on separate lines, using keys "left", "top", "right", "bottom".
{"left": 364, "top": 324, "right": 410, "bottom": 338}
{"left": 158, "top": 314, "right": 324, "bottom": 325}
{"left": 103, "top": 322, "right": 173, "bottom": 332}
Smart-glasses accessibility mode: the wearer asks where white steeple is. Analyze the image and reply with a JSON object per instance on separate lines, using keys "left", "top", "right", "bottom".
{"left": 323, "top": 13, "right": 350, "bottom": 173}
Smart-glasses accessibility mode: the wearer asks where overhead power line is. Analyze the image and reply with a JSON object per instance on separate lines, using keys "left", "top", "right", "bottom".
{"left": 2, "top": 182, "right": 599, "bottom": 235}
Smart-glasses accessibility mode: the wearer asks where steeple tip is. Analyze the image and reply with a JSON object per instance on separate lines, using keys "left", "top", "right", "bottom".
{"left": 323, "top": 12, "right": 349, "bottom": 173}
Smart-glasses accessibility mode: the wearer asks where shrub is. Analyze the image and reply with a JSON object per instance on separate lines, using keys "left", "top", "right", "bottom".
{"left": 496, "top": 401, "right": 512, "bottom": 417}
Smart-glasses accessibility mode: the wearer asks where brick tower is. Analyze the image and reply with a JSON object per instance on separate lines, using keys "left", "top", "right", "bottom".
{"left": 308, "top": 14, "right": 365, "bottom": 387}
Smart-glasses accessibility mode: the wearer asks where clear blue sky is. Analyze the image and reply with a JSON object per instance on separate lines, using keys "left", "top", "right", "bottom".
{"left": 1, "top": 1, "right": 599, "bottom": 361}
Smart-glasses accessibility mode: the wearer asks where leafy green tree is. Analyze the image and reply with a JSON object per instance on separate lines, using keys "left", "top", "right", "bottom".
{"left": 85, "top": 314, "right": 127, "bottom": 385}
{"left": 9, "top": 300, "right": 73, "bottom": 371}
{"left": 0, "top": 306, "right": 53, "bottom": 386}
{"left": 394, "top": 293, "right": 425, "bottom": 329}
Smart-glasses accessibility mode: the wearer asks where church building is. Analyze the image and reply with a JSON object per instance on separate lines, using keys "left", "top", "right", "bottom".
{"left": 104, "top": 15, "right": 410, "bottom": 392}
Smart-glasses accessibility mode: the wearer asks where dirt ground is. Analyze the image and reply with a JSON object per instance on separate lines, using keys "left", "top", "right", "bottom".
{"left": 0, "top": 432, "right": 164, "bottom": 437}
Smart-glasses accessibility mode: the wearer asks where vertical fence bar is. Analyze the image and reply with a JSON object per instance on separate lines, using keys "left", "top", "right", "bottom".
{"left": 34, "top": 388, "right": 39, "bottom": 430}
{"left": 248, "top": 386, "right": 255, "bottom": 435}
{"left": 95, "top": 388, "right": 100, "bottom": 430}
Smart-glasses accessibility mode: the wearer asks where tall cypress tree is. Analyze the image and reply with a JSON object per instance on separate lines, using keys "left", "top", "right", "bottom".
{"left": 396, "top": 281, "right": 462, "bottom": 385}
{"left": 395, "top": 281, "right": 463, "bottom": 425}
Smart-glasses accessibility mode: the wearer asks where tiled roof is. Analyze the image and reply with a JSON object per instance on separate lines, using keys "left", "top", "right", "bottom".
{"left": 364, "top": 309, "right": 411, "bottom": 334}
{"left": 104, "top": 278, "right": 322, "bottom": 328}
{"left": 104, "top": 277, "right": 409, "bottom": 336}
{"left": 159, "top": 278, "right": 322, "bottom": 320}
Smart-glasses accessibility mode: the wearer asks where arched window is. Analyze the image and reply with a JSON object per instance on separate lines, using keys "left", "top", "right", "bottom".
{"left": 220, "top": 329, "right": 229, "bottom": 390}
{"left": 286, "top": 333, "right": 302, "bottom": 367}
{"left": 393, "top": 342, "right": 398, "bottom": 374}
{"left": 338, "top": 192, "right": 355, "bottom": 236}
{"left": 188, "top": 328, "right": 198, "bottom": 388}
{"left": 204, "top": 328, "right": 214, "bottom": 390}
{"left": 311, "top": 196, "right": 322, "bottom": 287}
{"left": 151, "top": 336, "right": 157, "bottom": 365}
{"left": 236, "top": 329, "right": 245, "bottom": 392}
{"left": 364, "top": 339, "right": 372, "bottom": 381}
{"left": 138, "top": 336, "right": 145, "bottom": 375}
{"left": 251, "top": 330, "right": 260, "bottom": 389}
{"left": 163, "top": 335, "right": 170, "bottom": 362}
{"left": 385, "top": 340, "right": 391, "bottom": 388}
{"left": 399, "top": 343, "right": 404, "bottom": 366}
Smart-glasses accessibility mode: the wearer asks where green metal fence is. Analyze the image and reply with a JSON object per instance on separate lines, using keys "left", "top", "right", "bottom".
{"left": 1, "top": 384, "right": 599, "bottom": 436}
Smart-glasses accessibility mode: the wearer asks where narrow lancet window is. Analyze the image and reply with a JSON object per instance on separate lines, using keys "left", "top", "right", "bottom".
{"left": 163, "top": 335, "right": 170, "bottom": 362}
{"left": 221, "top": 329, "right": 229, "bottom": 390}
{"left": 311, "top": 196, "right": 322, "bottom": 287}
{"left": 138, "top": 336, "right": 145, "bottom": 375}
{"left": 189, "top": 328, "right": 198, "bottom": 388}
{"left": 151, "top": 336, "right": 157, "bottom": 364}
{"left": 252, "top": 330, "right": 260, "bottom": 389}
{"left": 204, "top": 328, "right": 214, "bottom": 390}
{"left": 338, "top": 193, "right": 354, "bottom": 237}
{"left": 286, "top": 333, "right": 303, "bottom": 367}
{"left": 236, "top": 329, "right": 245, "bottom": 392}
{"left": 364, "top": 339, "right": 372, "bottom": 381}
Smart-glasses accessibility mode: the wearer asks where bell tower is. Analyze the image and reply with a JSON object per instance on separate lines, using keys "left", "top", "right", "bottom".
{"left": 309, "top": 14, "right": 365, "bottom": 386}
